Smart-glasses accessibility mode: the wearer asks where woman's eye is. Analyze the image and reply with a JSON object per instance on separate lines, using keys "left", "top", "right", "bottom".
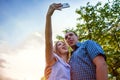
{"left": 58, "top": 43, "right": 61, "bottom": 46}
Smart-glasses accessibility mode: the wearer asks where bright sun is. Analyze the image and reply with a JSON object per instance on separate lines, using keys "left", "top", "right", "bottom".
{"left": 0, "top": 32, "right": 45, "bottom": 80}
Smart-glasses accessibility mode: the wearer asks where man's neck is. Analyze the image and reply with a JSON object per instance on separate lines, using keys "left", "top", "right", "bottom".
{"left": 72, "top": 45, "right": 78, "bottom": 51}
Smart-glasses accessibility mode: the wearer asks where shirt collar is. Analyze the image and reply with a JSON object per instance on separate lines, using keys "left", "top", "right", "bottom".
{"left": 71, "top": 42, "right": 81, "bottom": 54}
{"left": 76, "top": 42, "right": 81, "bottom": 47}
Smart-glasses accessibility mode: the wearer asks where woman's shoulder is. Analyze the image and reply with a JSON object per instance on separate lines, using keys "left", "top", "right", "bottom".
{"left": 46, "top": 53, "right": 58, "bottom": 67}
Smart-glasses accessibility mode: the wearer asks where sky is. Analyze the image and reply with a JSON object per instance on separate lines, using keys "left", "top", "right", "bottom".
{"left": 0, "top": 0, "right": 108, "bottom": 80}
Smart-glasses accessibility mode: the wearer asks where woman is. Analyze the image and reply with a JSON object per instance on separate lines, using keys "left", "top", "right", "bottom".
{"left": 44, "top": 3, "right": 70, "bottom": 80}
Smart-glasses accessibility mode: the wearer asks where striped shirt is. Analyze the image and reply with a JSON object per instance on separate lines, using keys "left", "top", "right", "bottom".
{"left": 69, "top": 40, "right": 106, "bottom": 80}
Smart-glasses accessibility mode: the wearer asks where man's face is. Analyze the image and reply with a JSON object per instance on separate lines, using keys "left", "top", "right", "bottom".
{"left": 65, "top": 32, "right": 78, "bottom": 47}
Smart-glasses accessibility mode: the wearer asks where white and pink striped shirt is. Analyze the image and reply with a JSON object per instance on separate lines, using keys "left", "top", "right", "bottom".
{"left": 48, "top": 53, "right": 70, "bottom": 80}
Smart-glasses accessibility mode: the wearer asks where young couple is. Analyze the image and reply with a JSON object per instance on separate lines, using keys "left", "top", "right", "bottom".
{"left": 44, "top": 3, "right": 108, "bottom": 80}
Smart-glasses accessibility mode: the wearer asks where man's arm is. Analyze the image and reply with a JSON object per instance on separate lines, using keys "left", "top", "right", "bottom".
{"left": 93, "top": 55, "right": 108, "bottom": 80}
{"left": 85, "top": 40, "right": 108, "bottom": 80}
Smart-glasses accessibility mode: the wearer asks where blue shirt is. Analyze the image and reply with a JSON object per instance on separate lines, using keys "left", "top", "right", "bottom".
{"left": 69, "top": 40, "right": 106, "bottom": 80}
{"left": 48, "top": 53, "right": 70, "bottom": 80}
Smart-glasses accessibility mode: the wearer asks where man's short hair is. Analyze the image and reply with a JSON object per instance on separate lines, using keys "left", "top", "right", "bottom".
{"left": 65, "top": 31, "right": 78, "bottom": 37}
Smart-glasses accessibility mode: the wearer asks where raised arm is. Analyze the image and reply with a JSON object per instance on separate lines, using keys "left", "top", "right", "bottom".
{"left": 45, "top": 3, "right": 62, "bottom": 65}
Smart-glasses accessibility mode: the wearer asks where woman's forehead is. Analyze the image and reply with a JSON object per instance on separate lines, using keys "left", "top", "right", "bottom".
{"left": 57, "top": 41, "right": 64, "bottom": 44}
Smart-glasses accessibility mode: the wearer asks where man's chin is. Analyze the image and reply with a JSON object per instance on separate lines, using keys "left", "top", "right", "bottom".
{"left": 69, "top": 42, "right": 74, "bottom": 46}
{"left": 69, "top": 44, "right": 74, "bottom": 47}
{"left": 70, "top": 44, "right": 76, "bottom": 48}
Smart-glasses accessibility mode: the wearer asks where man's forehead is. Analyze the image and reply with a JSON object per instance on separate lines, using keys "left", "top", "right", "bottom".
{"left": 65, "top": 32, "right": 74, "bottom": 36}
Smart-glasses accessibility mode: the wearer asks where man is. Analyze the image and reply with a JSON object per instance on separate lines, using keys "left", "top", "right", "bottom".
{"left": 65, "top": 31, "right": 108, "bottom": 80}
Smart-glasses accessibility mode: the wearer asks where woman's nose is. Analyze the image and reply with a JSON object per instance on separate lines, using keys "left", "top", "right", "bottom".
{"left": 62, "top": 43, "right": 66, "bottom": 46}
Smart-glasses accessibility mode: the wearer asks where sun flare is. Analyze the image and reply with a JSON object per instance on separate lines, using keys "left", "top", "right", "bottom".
{"left": 0, "top": 32, "right": 45, "bottom": 80}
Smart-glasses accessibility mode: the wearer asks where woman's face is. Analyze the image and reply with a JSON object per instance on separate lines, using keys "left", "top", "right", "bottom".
{"left": 56, "top": 41, "right": 68, "bottom": 55}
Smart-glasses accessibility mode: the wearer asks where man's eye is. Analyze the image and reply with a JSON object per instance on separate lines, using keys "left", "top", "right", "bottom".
{"left": 65, "top": 36, "right": 68, "bottom": 39}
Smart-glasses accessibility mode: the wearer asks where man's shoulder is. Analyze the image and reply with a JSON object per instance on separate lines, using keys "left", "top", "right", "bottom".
{"left": 80, "top": 40, "right": 94, "bottom": 44}
{"left": 83, "top": 40, "right": 97, "bottom": 45}
{"left": 84, "top": 40, "right": 95, "bottom": 43}
{"left": 79, "top": 40, "right": 97, "bottom": 48}
{"left": 77, "top": 40, "right": 97, "bottom": 48}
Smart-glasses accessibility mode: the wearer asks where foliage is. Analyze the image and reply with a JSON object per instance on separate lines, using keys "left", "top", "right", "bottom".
{"left": 57, "top": 0, "right": 120, "bottom": 79}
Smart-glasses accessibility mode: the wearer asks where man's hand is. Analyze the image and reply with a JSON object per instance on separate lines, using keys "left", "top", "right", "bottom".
{"left": 44, "top": 66, "right": 52, "bottom": 79}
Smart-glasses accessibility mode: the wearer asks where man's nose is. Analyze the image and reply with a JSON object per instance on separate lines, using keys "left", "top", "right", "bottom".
{"left": 67, "top": 35, "right": 71, "bottom": 40}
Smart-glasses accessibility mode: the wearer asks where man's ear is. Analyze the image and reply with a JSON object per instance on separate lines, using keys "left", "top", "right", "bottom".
{"left": 77, "top": 36, "right": 79, "bottom": 40}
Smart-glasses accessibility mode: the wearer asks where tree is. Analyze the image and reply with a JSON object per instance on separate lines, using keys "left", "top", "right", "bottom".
{"left": 57, "top": 0, "right": 120, "bottom": 79}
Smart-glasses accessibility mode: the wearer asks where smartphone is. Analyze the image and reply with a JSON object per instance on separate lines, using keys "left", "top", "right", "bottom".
{"left": 59, "top": 3, "right": 70, "bottom": 9}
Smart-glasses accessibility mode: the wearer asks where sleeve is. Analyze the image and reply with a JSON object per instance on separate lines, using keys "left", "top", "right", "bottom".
{"left": 86, "top": 40, "right": 106, "bottom": 61}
